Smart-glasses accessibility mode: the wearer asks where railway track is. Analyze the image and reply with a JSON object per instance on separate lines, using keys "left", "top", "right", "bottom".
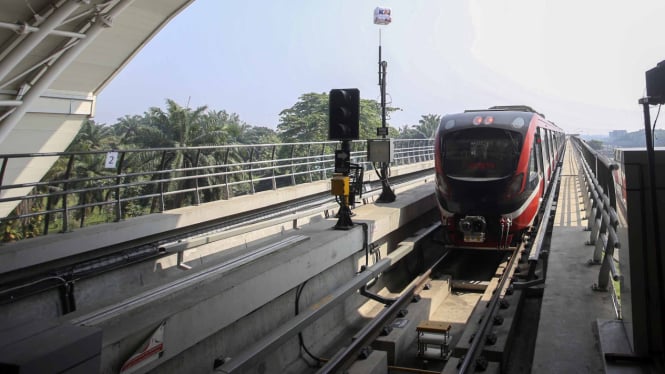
{"left": 315, "top": 161, "right": 562, "bottom": 373}
{"left": 314, "top": 233, "right": 525, "bottom": 374}
{"left": 1, "top": 161, "right": 558, "bottom": 373}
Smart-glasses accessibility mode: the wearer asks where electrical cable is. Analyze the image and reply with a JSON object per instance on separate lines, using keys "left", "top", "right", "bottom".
{"left": 294, "top": 281, "right": 325, "bottom": 367}
{"left": 653, "top": 104, "right": 661, "bottom": 142}
{"left": 0, "top": 275, "right": 67, "bottom": 296}
{"left": 373, "top": 162, "right": 384, "bottom": 181}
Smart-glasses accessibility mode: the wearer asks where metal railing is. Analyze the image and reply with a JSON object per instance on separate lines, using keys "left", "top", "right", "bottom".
{"left": 0, "top": 139, "right": 434, "bottom": 239}
{"left": 571, "top": 136, "right": 622, "bottom": 319}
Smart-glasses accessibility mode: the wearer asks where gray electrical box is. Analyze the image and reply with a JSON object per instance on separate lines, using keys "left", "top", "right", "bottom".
{"left": 367, "top": 138, "right": 394, "bottom": 163}
{"left": 0, "top": 319, "right": 102, "bottom": 373}
{"left": 614, "top": 147, "right": 665, "bottom": 356}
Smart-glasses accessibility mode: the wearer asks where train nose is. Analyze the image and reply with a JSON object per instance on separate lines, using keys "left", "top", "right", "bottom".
{"left": 459, "top": 216, "right": 487, "bottom": 243}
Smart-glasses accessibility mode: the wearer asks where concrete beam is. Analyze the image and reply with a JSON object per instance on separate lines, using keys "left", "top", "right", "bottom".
{"left": 61, "top": 182, "right": 436, "bottom": 373}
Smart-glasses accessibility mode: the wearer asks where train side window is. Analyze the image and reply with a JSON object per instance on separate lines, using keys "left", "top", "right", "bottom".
{"left": 542, "top": 128, "right": 551, "bottom": 164}
{"left": 528, "top": 146, "right": 539, "bottom": 188}
{"left": 535, "top": 131, "right": 544, "bottom": 175}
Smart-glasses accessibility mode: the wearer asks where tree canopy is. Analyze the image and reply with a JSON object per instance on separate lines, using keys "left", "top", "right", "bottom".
{"left": 277, "top": 92, "right": 401, "bottom": 142}
{"left": 62, "top": 95, "right": 438, "bottom": 151}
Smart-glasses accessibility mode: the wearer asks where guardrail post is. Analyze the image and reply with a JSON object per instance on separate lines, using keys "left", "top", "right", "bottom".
{"left": 223, "top": 148, "right": 230, "bottom": 199}
{"left": 586, "top": 190, "right": 601, "bottom": 244}
{"left": 319, "top": 143, "right": 327, "bottom": 180}
{"left": 60, "top": 154, "right": 75, "bottom": 232}
{"left": 114, "top": 152, "right": 125, "bottom": 222}
{"left": 44, "top": 195, "right": 53, "bottom": 235}
{"left": 590, "top": 205, "right": 608, "bottom": 264}
{"left": 0, "top": 157, "right": 7, "bottom": 186}
{"left": 193, "top": 149, "right": 202, "bottom": 205}
{"left": 579, "top": 161, "right": 591, "bottom": 223}
{"left": 289, "top": 145, "right": 296, "bottom": 186}
{"left": 306, "top": 143, "right": 313, "bottom": 183}
{"left": 249, "top": 148, "right": 255, "bottom": 194}
{"left": 594, "top": 214, "right": 618, "bottom": 291}
{"left": 271, "top": 145, "right": 277, "bottom": 190}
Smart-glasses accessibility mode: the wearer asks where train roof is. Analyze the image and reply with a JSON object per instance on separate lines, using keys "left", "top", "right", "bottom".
{"left": 440, "top": 105, "right": 564, "bottom": 133}
{"left": 464, "top": 105, "right": 545, "bottom": 117}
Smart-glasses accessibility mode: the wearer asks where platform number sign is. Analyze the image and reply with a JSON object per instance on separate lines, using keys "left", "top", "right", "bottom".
{"left": 105, "top": 151, "right": 119, "bottom": 169}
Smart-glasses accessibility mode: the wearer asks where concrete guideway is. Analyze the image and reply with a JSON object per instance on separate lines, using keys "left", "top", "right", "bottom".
{"left": 56, "top": 182, "right": 438, "bottom": 373}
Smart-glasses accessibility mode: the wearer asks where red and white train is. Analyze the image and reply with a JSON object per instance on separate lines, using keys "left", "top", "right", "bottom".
{"left": 434, "top": 106, "right": 565, "bottom": 248}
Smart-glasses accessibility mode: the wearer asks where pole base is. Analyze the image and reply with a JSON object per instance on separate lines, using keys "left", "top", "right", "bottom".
{"left": 376, "top": 164, "right": 396, "bottom": 203}
{"left": 376, "top": 181, "right": 396, "bottom": 203}
{"left": 334, "top": 204, "right": 354, "bottom": 230}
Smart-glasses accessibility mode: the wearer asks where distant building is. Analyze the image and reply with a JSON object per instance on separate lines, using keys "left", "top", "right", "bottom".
{"left": 609, "top": 130, "right": 627, "bottom": 139}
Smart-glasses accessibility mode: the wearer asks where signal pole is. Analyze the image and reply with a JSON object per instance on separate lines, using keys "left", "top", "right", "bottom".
{"left": 374, "top": 10, "right": 396, "bottom": 203}
{"left": 329, "top": 88, "right": 362, "bottom": 230}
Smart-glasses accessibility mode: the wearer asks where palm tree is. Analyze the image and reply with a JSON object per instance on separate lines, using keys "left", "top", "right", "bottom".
{"left": 113, "top": 114, "right": 149, "bottom": 146}
{"left": 145, "top": 99, "right": 210, "bottom": 208}
{"left": 413, "top": 114, "right": 441, "bottom": 139}
{"left": 147, "top": 99, "right": 208, "bottom": 148}
{"left": 67, "top": 120, "right": 117, "bottom": 151}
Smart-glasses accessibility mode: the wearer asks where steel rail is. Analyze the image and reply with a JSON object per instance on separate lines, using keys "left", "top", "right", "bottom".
{"left": 457, "top": 245, "right": 520, "bottom": 373}
{"left": 528, "top": 154, "right": 563, "bottom": 264}
{"left": 316, "top": 232, "right": 447, "bottom": 374}
{"left": 459, "top": 154, "right": 565, "bottom": 373}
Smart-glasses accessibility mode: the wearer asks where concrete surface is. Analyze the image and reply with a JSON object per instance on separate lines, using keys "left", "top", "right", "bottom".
{"left": 55, "top": 181, "right": 438, "bottom": 373}
{"left": 532, "top": 141, "right": 616, "bottom": 373}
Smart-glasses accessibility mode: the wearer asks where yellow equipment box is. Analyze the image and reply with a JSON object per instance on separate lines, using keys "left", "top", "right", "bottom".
{"left": 331, "top": 174, "right": 350, "bottom": 196}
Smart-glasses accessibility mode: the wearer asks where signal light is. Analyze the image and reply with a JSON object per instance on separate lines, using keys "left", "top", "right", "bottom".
{"left": 329, "top": 88, "right": 360, "bottom": 140}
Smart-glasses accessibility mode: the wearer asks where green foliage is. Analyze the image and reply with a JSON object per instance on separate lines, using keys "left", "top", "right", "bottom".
{"left": 397, "top": 114, "right": 441, "bottom": 139}
{"left": 2, "top": 94, "right": 435, "bottom": 241}
{"left": 277, "top": 92, "right": 400, "bottom": 142}
{"left": 587, "top": 139, "right": 604, "bottom": 150}
{"left": 68, "top": 120, "right": 117, "bottom": 151}
{"left": 277, "top": 92, "right": 329, "bottom": 142}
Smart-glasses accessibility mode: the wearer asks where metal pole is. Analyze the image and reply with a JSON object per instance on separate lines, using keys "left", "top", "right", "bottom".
{"left": 376, "top": 31, "right": 395, "bottom": 202}
{"left": 640, "top": 97, "right": 665, "bottom": 353}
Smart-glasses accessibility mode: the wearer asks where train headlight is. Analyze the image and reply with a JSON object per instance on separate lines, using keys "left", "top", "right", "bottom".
{"left": 472, "top": 116, "right": 483, "bottom": 125}
{"left": 459, "top": 216, "right": 487, "bottom": 243}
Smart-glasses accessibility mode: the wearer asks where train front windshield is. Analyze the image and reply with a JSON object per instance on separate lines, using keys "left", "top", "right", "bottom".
{"left": 442, "top": 128, "right": 522, "bottom": 179}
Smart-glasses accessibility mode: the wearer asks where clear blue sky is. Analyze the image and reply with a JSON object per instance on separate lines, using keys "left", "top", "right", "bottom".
{"left": 95, "top": 0, "right": 665, "bottom": 135}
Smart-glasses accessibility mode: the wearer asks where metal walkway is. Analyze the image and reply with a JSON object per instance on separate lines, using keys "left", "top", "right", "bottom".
{"left": 532, "top": 141, "right": 616, "bottom": 373}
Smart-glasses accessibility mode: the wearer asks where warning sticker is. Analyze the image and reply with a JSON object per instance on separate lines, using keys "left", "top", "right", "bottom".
{"left": 120, "top": 321, "right": 165, "bottom": 373}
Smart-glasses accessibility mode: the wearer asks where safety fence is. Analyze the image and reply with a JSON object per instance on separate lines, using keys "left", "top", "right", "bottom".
{"left": 571, "top": 136, "right": 622, "bottom": 319}
{"left": 0, "top": 139, "right": 434, "bottom": 239}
